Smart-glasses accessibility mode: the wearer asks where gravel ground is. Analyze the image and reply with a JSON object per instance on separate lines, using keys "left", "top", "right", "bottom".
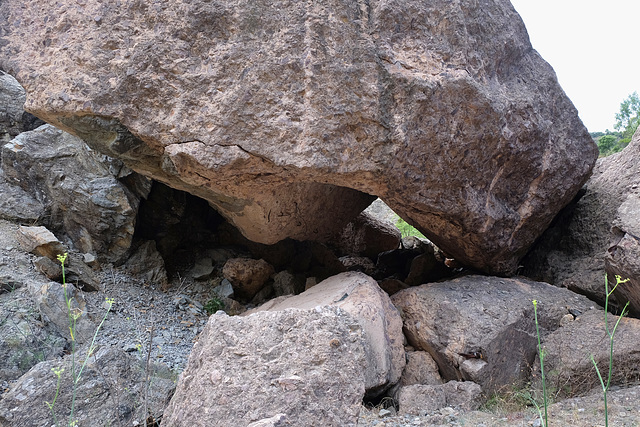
{"left": 83, "top": 267, "right": 211, "bottom": 374}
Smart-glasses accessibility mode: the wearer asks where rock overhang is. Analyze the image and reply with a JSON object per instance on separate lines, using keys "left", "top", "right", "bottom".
{"left": 0, "top": 0, "right": 598, "bottom": 275}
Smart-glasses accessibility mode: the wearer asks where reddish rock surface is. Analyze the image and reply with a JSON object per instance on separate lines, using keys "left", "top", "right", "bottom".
{"left": 0, "top": 0, "right": 597, "bottom": 275}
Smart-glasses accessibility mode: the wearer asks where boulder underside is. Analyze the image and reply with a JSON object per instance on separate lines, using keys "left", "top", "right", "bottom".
{"left": 0, "top": 0, "right": 597, "bottom": 275}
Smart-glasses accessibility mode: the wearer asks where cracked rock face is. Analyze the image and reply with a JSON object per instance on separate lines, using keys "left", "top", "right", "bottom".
{"left": 0, "top": 0, "right": 597, "bottom": 275}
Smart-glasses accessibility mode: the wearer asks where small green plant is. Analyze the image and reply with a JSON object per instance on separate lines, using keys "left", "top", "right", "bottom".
{"left": 48, "top": 252, "right": 114, "bottom": 426}
{"left": 590, "top": 275, "right": 630, "bottom": 427}
{"left": 45, "top": 366, "right": 65, "bottom": 426}
{"left": 531, "top": 275, "right": 631, "bottom": 427}
{"left": 532, "top": 299, "right": 548, "bottom": 427}
{"left": 395, "top": 215, "right": 426, "bottom": 239}
{"left": 204, "top": 296, "right": 225, "bottom": 315}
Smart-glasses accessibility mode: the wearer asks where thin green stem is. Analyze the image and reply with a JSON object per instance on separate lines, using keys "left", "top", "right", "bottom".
{"left": 591, "top": 275, "right": 630, "bottom": 427}
{"left": 532, "top": 300, "right": 548, "bottom": 427}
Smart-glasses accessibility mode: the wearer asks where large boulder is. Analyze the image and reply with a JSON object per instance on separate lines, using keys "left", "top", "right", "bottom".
{"left": 0, "top": 0, "right": 596, "bottom": 275}
{"left": 523, "top": 127, "right": 640, "bottom": 304}
{"left": 162, "top": 308, "right": 367, "bottom": 426}
{"left": 533, "top": 310, "right": 640, "bottom": 398}
{"left": 253, "top": 271, "right": 405, "bottom": 397}
{"left": 0, "top": 286, "right": 66, "bottom": 381}
{"left": 0, "top": 70, "right": 43, "bottom": 143}
{"left": 391, "top": 275, "right": 596, "bottom": 393}
{"left": 0, "top": 346, "right": 175, "bottom": 426}
{"left": 333, "top": 212, "right": 401, "bottom": 259}
{"left": 605, "top": 184, "right": 640, "bottom": 315}
{"left": 2, "top": 125, "right": 140, "bottom": 263}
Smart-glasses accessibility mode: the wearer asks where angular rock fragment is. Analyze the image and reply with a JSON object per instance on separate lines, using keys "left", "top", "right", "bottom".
{"left": 533, "top": 310, "right": 640, "bottom": 398}
{"left": 27, "top": 280, "right": 96, "bottom": 344}
{"left": 391, "top": 275, "right": 596, "bottom": 393}
{"left": 254, "top": 271, "right": 405, "bottom": 397}
{"left": 124, "top": 240, "right": 168, "bottom": 287}
{"left": 334, "top": 212, "right": 401, "bottom": 259}
{"left": 524, "top": 128, "right": 640, "bottom": 303}
{"left": 401, "top": 350, "right": 443, "bottom": 386}
{"left": 222, "top": 258, "right": 275, "bottom": 302}
{"left": 162, "top": 308, "right": 367, "bottom": 427}
{"left": 16, "top": 226, "right": 67, "bottom": 260}
{"left": 3, "top": 125, "right": 139, "bottom": 263}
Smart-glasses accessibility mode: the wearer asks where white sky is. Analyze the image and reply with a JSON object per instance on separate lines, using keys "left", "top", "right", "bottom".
{"left": 510, "top": 0, "right": 639, "bottom": 132}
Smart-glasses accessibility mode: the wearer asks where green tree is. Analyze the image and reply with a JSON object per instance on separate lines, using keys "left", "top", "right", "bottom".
{"left": 597, "top": 134, "right": 618, "bottom": 155}
{"left": 614, "top": 91, "right": 640, "bottom": 140}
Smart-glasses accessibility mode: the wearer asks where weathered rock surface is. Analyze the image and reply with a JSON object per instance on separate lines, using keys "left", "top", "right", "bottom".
{"left": 0, "top": 168, "right": 45, "bottom": 223}
{"left": 27, "top": 280, "right": 96, "bottom": 344}
{"left": 333, "top": 212, "right": 401, "bottom": 259}
{"left": 124, "top": 240, "right": 168, "bottom": 287}
{"left": 253, "top": 271, "right": 405, "bottom": 397}
{"left": 16, "top": 225, "right": 67, "bottom": 260}
{"left": 397, "top": 381, "right": 483, "bottom": 415}
{"left": 533, "top": 310, "right": 640, "bottom": 398}
{"left": 605, "top": 186, "right": 640, "bottom": 315}
{"left": 401, "top": 350, "right": 443, "bottom": 386}
{"left": 391, "top": 275, "right": 597, "bottom": 393}
{"left": 0, "top": 286, "right": 67, "bottom": 381}
{"left": 0, "top": 70, "right": 43, "bottom": 143}
{"left": 0, "top": 346, "right": 175, "bottom": 427}
{"left": 162, "top": 308, "right": 367, "bottom": 427}
{"left": 2, "top": 125, "right": 140, "bottom": 263}
{"left": 524, "top": 127, "right": 640, "bottom": 303}
{"left": 0, "top": 70, "right": 25, "bottom": 143}
{"left": 222, "top": 257, "right": 275, "bottom": 302}
{"left": 0, "top": 0, "right": 596, "bottom": 275}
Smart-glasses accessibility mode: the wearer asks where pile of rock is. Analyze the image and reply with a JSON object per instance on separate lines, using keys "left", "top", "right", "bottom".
{"left": 1, "top": 0, "right": 640, "bottom": 425}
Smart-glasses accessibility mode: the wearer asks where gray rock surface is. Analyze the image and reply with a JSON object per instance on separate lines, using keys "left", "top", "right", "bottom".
{"left": 124, "top": 240, "right": 168, "bottom": 288}
{"left": 334, "top": 212, "right": 401, "bottom": 258}
{"left": 524, "top": 127, "right": 640, "bottom": 304}
{"left": 0, "top": 168, "right": 45, "bottom": 223}
{"left": 0, "top": 0, "right": 596, "bottom": 275}
{"left": 397, "top": 384, "right": 446, "bottom": 416}
{"left": 401, "top": 350, "right": 443, "bottom": 386}
{"left": 532, "top": 309, "right": 640, "bottom": 399}
{"left": 0, "top": 286, "right": 66, "bottom": 382}
{"left": 0, "top": 346, "right": 175, "bottom": 427}
{"left": 0, "top": 71, "right": 40, "bottom": 143}
{"left": 27, "top": 280, "right": 96, "bottom": 345}
{"left": 391, "top": 275, "right": 597, "bottom": 393}
{"left": 162, "top": 308, "right": 367, "bottom": 427}
{"left": 2, "top": 125, "right": 139, "bottom": 264}
{"left": 605, "top": 187, "right": 640, "bottom": 315}
{"left": 397, "top": 381, "right": 483, "bottom": 415}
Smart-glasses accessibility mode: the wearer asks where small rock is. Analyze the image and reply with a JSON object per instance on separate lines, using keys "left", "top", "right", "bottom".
{"left": 16, "top": 226, "right": 67, "bottom": 260}
{"left": 82, "top": 252, "right": 98, "bottom": 267}
{"left": 34, "top": 256, "right": 62, "bottom": 280}
{"left": 123, "top": 343, "right": 139, "bottom": 352}
{"left": 222, "top": 258, "right": 274, "bottom": 301}
{"left": 272, "top": 270, "right": 305, "bottom": 297}
{"left": 378, "top": 408, "right": 392, "bottom": 418}
{"left": 212, "top": 279, "right": 234, "bottom": 299}
{"left": 190, "top": 257, "right": 214, "bottom": 280}
{"left": 560, "top": 313, "right": 574, "bottom": 326}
